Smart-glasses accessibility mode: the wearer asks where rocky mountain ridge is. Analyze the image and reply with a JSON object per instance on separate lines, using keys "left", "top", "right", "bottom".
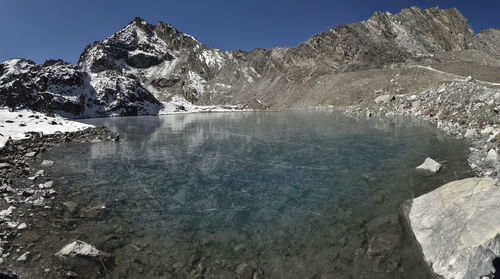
{"left": 1, "top": 6, "right": 499, "bottom": 117}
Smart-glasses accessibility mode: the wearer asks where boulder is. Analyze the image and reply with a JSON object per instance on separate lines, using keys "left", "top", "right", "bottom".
{"left": 464, "top": 129, "right": 478, "bottom": 139}
{"left": 487, "top": 149, "right": 498, "bottom": 163}
{"left": 481, "top": 127, "right": 495, "bottom": 135}
{"left": 374, "top": 94, "right": 395, "bottom": 104}
{"left": 55, "top": 240, "right": 101, "bottom": 259}
{"left": 408, "top": 178, "right": 500, "bottom": 279}
{"left": 416, "top": 157, "right": 442, "bottom": 174}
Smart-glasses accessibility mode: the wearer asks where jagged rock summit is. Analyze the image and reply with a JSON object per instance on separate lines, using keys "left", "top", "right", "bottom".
{"left": 0, "top": 6, "right": 499, "bottom": 117}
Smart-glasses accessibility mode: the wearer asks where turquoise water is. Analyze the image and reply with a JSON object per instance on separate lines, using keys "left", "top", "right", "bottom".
{"left": 46, "top": 111, "right": 471, "bottom": 278}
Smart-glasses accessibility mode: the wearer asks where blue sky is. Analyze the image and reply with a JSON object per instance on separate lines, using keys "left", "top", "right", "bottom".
{"left": 1, "top": 0, "right": 498, "bottom": 64}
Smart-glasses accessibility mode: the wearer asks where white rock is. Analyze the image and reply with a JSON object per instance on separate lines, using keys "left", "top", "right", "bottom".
{"left": 17, "top": 223, "right": 27, "bottom": 230}
{"left": 464, "top": 129, "right": 478, "bottom": 139}
{"left": 416, "top": 157, "right": 442, "bottom": 174}
{"left": 0, "top": 206, "right": 15, "bottom": 219}
{"left": 40, "top": 160, "right": 54, "bottom": 167}
{"left": 16, "top": 251, "right": 30, "bottom": 262}
{"left": 55, "top": 240, "right": 101, "bottom": 258}
{"left": 374, "top": 94, "right": 395, "bottom": 104}
{"left": 481, "top": 127, "right": 494, "bottom": 135}
{"left": 486, "top": 149, "right": 498, "bottom": 162}
{"left": 489, "top": 131, "right": 500, "bottom": 142}
{"left": 408, "top": 178, "right": 500, "bottom": 279}
{"left": 25, "top": 152, "right": 36, "bottom": 157}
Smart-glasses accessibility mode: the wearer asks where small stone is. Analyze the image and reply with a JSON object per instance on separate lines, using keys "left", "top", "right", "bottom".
{"left": 17, "top": 223, "right": 27, "bottom": 230}
{"left": 236, "top": 263, "right": 255, "bottom": 279}
{"left": 416, "top": 157, "right": 442, "bottom": 174}
{"left": 374, "top": 94, "right": 395, "bottom": 104}
{"left": 36, "top": 170, "right": 45, "bottom": 176}
{"left": 0, "top": 163, "right": 11, "bottom": 169}
{"left": 22, "top": 188, "right": 35, "bottom": 196}
{"left": 66, "top": 271, "right": 79, "bottom": 278}
{"left": 25, "top": 152, "right": 37, "bottom": 158}
{"left": 464, "top": 129, "right": 478, "bottom": 139}
{"left": 43, "top": 181, "right": 54, "bottom": 188}
{"left": 481, "top": 127, "right": 495, "bottom": 135}
{"left": 62, "top": 201, "right": 78, "bottom": 214}
{"left": 40, "top": 160, "right": 54, "bottom": 167}
{"left": 234, "top": 244, "right": 245, "bottom": 253}
{"left": 16, "top": 252, "right": 30, "bottom": 262}
{"left": 487, "top": 149, "right": 499, "bottom": 163}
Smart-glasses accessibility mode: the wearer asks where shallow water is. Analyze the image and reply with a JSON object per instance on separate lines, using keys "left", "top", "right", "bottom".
{"left": 46, "top": 110, "right": 472, "bottom": 278}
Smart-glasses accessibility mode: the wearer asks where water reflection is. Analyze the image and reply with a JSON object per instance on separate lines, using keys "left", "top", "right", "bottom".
{"left": 45, "top": 110, "right": 472, "bottom": 278}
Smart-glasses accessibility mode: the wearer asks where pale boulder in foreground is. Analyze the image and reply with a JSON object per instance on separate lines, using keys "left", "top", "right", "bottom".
{"left": 408, "top": 177, "right": 500, "bottom": 279}
{"left": 55, "top": 240, "right": 101, "bottom": 258}
{"left": 416, "top": 157, "right": 442, "bottom": 173}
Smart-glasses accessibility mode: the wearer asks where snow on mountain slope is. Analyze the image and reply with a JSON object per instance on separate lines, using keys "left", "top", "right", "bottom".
{"left": 1, "top": 7, "right": 499, "bottom": 118}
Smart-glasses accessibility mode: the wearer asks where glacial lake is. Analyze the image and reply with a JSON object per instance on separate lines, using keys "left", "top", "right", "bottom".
{"left": 46, "top": 110, "right": 472, "bottom": 278}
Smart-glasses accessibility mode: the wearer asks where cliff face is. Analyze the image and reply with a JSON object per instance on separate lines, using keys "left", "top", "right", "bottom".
{"left": 0, "top": 6, "right": 499, "bottom": 117}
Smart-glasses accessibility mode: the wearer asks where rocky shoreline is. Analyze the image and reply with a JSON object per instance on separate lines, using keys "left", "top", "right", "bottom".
{"left": 342, "top": 76, "right": 500, "bottom": 182}
{"left": 0, "top": 127, "right": 118, "bottom": 278}
{"left": 341, "top": 77, "right": 500, "bottom": 279}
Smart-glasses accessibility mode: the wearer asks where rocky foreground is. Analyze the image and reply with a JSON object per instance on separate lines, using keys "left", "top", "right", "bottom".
{"left": 0, "top": 127, "right": 118, "bottom": 278}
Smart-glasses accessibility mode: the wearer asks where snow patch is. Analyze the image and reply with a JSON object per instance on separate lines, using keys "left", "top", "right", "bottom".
{"left": 0, "top": 109, "right": 93, "bottom": 149}
{"left": 188, "top": 71, "right": 206, "bottom": 94}
{"left": 198, "top": 50, "right": 226, "bottom": 70}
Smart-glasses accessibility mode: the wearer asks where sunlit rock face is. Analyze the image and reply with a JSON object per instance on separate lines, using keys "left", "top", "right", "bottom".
{"left": 1, "top": 7, "right": 499, "bottom": 116}
{"left": 408, "top": 177, "right": 500, "bottom": 279}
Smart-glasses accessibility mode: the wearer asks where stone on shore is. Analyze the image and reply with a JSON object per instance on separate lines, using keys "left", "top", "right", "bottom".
{"left": 408, "top": 177, "right": 500, "bottom": 279}
{"left": 464, "top": 128, "right": 478, "bottom": 139}
{"left": 486, "top": 149, "right": 498, "bottom": 163}
{"left": 416, "top": 157, "right": 441, "bottom": 174}
{"left": 55, "top": 240, "right": 101, "bottom": 259}
{"left": 374, "top": 94, "right": 395, "bottom": 104}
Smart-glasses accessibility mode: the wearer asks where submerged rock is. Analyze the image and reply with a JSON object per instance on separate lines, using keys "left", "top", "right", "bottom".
{"left": 416, "top": 157, "right": 442, "bottom": 174}
{"left": 40, "top": 160, "right": 54, "bottom": 167}
{"left": 235, "top": 263, "right": 255, "bottom": 279}
{"left": 408, "top": 177, "right": 500, "bottom": 279}
{"left": 55, "top": 240, "right": 101, "bottom": 259}
{"left": 16, "top": 252, "right": 30, "bottom": 262}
